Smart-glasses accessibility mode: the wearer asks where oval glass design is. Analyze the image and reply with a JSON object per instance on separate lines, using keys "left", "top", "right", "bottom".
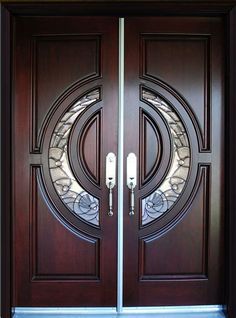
{"left": 49, "top": 89, "right": 100, "bottom": 226}
{"left": 142, "top": 89, "right": 191, "bottom": 225}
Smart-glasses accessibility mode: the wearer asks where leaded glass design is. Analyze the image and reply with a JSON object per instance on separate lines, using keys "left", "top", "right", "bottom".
{"left": 142, "top": 89, "right": 191, "bottom": 225}
{"left": 49, "top": 89, "right": 100, "bottom": 226}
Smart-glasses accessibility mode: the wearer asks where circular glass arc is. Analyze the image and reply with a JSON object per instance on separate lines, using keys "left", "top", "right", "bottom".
{"left": 49, "top": 89, "right": 100, "bottom": 226}
{"left": 142, "top": 89, "right": 191, "bottom": 225}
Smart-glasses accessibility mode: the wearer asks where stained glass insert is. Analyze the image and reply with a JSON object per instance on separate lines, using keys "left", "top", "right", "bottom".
{"left": 142, "top": 89, "right": 191, "bottom": 225}
{"left": 49, "top": 89, "right": 100, "bottom": 226}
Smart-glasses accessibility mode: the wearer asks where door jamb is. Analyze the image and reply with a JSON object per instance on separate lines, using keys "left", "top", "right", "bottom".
{"left": 1, "top": 2, "right": 236, "bottom": 318}
{"left": 1, "top": 4, "right": 12, "bottom": 318}
{"left": 227, "top": 5, "right": 236, "bottom": 318}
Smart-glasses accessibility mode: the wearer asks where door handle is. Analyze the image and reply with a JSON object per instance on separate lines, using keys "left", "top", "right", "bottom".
{"left": 106, "top": 152, "right": 116, "bottom": 216}
{"left": 126, "top": 153, "right": 137, "bottom": 216}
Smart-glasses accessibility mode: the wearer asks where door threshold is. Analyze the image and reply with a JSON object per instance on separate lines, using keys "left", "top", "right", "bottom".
{"left": 13, "top": 306, "right": 226, "bottom": 318}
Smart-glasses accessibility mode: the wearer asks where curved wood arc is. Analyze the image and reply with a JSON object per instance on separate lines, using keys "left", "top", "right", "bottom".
{"left": 140, "top": 110, "right": 162, "bottom": 186}
{"left": 79, "top": 112, "right": 101, "bottom": 186}
{"left": 70, "top": 107, "right": 103, "bottom": 191}
{"left": 138, "top": 104, "right": 172, "bottom": 196}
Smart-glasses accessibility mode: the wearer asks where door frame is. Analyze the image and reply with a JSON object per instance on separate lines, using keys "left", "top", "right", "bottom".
{"left": 1, "top": 1, "right": 236, "bottom": 318}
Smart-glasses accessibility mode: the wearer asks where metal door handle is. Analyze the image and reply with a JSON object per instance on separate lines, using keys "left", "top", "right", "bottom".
{"left": 129, "top": 182, "right": 135, "bottom": 216}
{"left": 108, "top": 181, "right": 113, "bottom": 216}
{"left": 106, "top": 153, "right": 116, "bottom": 216}
{"left": 127, "top": 153, "right": 137, "bottom": 216}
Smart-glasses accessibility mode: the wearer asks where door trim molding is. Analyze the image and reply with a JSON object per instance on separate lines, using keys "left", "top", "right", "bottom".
{"left": 1, "top": 2, "right": 236, "bottom": 318}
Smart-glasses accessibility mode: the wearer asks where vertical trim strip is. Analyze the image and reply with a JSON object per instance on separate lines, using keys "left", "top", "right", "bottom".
{"left": 1, "top": 5, "right": 12, "bottom": 318}
{"left": 117, "top": 17, "right": 124, "bottom": 313}
{"left": 228, "top": 7, "right": 236, "bottom": 318}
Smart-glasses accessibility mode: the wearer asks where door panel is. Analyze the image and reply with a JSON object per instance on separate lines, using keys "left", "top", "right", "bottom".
{"left": 123, "top": 17, "right": 224, "bottom": 306}
{"left": 13, "top": 17, "right": 118, "bottom": 306}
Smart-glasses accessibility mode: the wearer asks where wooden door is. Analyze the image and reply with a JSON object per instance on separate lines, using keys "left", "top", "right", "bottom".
{"left": 13, "top": 17, "right": 118, "bottom": 307}
{"left": 13, "top": 15, "right": 225, "bottom": 309}
{"left": 123, "top": 17, "right": 225, "bottom": 306}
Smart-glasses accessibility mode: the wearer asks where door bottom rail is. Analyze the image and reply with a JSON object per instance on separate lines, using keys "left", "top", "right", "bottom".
{"left": 13, "top": 305, "right": 225, "bottom": 318}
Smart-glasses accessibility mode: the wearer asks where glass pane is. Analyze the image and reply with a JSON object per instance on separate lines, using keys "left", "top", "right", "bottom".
{"left": 49, "top": 89, "right": 100, "bottom": 226}
{"left": 142, "top": 89, "right": 191, "bottom": 225}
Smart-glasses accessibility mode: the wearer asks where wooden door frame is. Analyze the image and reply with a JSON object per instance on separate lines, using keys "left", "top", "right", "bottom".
{"left": 1, "top": 1, "right": 236, "bottom": 318}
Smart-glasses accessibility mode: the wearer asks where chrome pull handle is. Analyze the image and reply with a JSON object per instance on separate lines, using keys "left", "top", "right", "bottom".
{"left": 129, "top": 182, "right": 135, "bottom": 216}
{"left": 106, "top": 153, "right": 116, "bottom": 217}
{"left": 127, "top": 153, "right": 137, "bottom": 216}
{"left": 108, "top": 181, "right": 113, "bottom": 217}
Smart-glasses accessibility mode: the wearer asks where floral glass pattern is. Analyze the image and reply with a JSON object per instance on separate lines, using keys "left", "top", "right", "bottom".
{"left": 49, "top": 89, "right": 100, "bottom": 226}
{"left": 142, "top": 89, "right": 191, "bottom": 225}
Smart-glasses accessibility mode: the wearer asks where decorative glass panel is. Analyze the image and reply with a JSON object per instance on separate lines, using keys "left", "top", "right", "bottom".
{"left": 49, "top": 89, "right": 100, "bottom": 226}
{"left": 142, "top": 89, "right": 191, "bottom": 225}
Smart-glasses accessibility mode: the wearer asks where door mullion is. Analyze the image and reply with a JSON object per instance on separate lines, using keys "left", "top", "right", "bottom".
{"left": 117, "top": 17, "right": 125, "bottom": 313}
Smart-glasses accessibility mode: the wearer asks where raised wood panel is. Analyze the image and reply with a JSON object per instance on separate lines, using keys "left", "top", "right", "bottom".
{"left": 31, "top": 35, "right": 101, "bottom": 153}
{"left": 79, "top": 111, "right": 101, "bottom": 186}
{"left": 140, "top": 110, "right": 162, "bottom": 186}
{"left": 140, "top": 165, "right": 209, "bottom": 280}
{"left": 141, "top": 35, "right": 210, "bottom": 151}
{"left": 30, "top": 167, "right": 99, "bottom": 280}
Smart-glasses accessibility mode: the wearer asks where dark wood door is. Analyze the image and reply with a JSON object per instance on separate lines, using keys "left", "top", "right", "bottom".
{"left": 13, "top": 15, "right": 225, "bottom": 308}
{"left": 123, "top": 17, "right": 225, "bottom": 306}
{"left": 13, "top": 17, "right": 118, "bottom": 307}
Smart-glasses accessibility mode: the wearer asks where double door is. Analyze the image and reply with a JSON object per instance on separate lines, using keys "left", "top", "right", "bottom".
{"left": 13, "top": 16, "right": 224, "bottom": 307}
